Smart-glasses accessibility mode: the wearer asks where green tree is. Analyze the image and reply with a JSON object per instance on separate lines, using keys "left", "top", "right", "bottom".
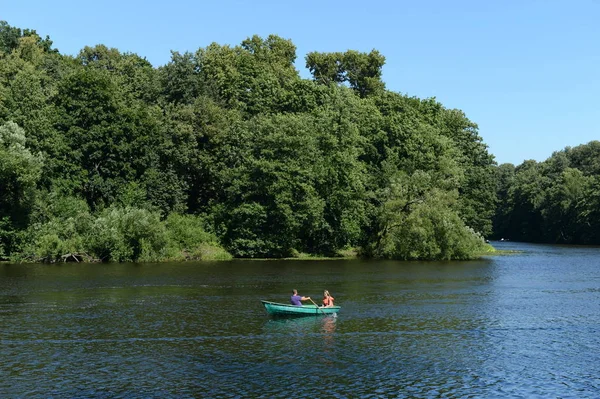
{"left": 212, "top": 113, "right": 326, "bottom": 257}
{"left": 54, "top": 66, "right": 174, "bottom": 211}
{"left": 0, "top": 121, "right": 43, "bottom": 256}
{"left": 492, "top": 163, "right": 515, "bottom": 239}
{"left": 577, "top": 175, "right": 600, "bottom": 244}
{"left": 0, "top": 20, "right": 56, "bottom": 55}
{"left": 541, "top": 167, "right": 587, "bottom": 243}
{"left": 495, "top": 142, "right": 600, "bottom": 245}
{"left": 210, "top": 95, "right": 369, "bottom": 257}
{"left": 79, "top": 45, "right": 160, "bottom": 103}
{"left": 306, "top": 49, "right": 386, "bottom": 97}
{"left": 0, "top": 34, "right": 69, "bottom": 187}
{"left": 367, "top": 171, "right": 486, "bottom": 260}
{"left": 158, "top": 51, "right": 201, "bottom": 105}
{"left": 195, "top": 35, "right": 300, "bottom": 115}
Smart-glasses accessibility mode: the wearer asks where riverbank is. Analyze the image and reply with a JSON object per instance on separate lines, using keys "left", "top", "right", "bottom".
{"left": 3, "top": 245, "right": 511, "bottom": 264}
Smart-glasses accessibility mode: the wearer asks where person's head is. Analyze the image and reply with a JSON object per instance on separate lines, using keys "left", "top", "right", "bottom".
{"left": 324, "top": 290, "right": 330, "bottom": 297}
{"left": 293, "top": 289, "right": 298, "bottom": 295}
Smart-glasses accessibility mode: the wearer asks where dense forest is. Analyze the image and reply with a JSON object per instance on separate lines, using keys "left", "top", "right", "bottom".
{"left": 0, "top": 21, "right": 595, "bottom": 264}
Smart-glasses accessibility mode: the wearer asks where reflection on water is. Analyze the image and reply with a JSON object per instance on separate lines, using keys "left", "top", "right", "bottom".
{"left": 264, "top": 315, "right": 337, "bottom": 334}
{"left": 1, "top": 243, "right": 600, "bottom": 398}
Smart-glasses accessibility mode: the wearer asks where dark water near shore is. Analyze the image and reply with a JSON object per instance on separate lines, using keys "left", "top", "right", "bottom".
{"left": 1, "top": 241, "right": 599, "bottom": 398}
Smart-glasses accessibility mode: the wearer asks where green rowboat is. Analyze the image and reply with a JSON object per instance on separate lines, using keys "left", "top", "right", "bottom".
{"left": 261, "top": 300, "right": 341, "bottom": 317}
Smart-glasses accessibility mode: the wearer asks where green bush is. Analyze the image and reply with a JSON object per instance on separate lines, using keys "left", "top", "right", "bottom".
{"left": 17, "top": 194, "right": 92, "bottom": 262}
{"left": 86, "top": 206, "right": 168, "bottom": 262}
{"left": 17, "top": 201, "right": 232, "bottom": 262}
{"left": 165, "top": 213, "right": 231, "bottom": 260}
{"left": 192, "top": 243, "right": 233, "bottom": 261}
{"left": 23, "top": 221, "right": 87, "bottom": 262}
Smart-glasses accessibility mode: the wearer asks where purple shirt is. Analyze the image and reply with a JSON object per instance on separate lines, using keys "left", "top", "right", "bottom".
{"left": 290, "top": 294, "right": 303, "bottom": 306}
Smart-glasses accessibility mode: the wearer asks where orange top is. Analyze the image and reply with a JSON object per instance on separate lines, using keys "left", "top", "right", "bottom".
{"left": 322, "top": 296, "right": 335, "bottom": 306}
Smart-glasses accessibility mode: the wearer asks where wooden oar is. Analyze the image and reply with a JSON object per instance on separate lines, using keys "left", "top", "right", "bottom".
{"left": 310, "top": 298, "right": 326, "bottom": 315}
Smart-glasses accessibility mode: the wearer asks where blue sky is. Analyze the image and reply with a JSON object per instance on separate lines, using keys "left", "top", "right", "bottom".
{"left": 3, "top": 0, "right": 599, "bottom": 165}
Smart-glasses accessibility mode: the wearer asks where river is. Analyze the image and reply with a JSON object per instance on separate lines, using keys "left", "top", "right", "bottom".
{"left": 1, "top": 241, "right": 599, "bottom": 398}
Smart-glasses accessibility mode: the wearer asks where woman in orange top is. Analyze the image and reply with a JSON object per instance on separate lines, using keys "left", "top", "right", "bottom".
{"left": 322, "top": 290, "right": 335, "bottom": 307}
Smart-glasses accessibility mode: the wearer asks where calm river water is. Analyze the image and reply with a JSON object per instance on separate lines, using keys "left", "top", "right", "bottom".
{"left": 1, "top": 241, "right": 599, "bottom": 398}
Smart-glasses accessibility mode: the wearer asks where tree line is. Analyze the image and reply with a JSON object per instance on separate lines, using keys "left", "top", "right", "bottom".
{"left": 493, "top": 142, "right": 600, "bottom": 244}
{"left": 0, "top": 20, "right": 549, "bottom": 263}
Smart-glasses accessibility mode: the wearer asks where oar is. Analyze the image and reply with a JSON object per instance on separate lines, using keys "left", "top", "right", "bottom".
{"left": 310, "top": 298, "right": 326, "bottom": 315}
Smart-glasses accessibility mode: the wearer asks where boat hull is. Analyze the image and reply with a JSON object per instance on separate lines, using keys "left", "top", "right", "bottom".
{"left": 261, "top": 300, "right": 340, "bottom": 317}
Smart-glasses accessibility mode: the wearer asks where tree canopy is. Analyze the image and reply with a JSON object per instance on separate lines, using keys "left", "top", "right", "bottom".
{"left": 0, "top": 20, "right": 499, "bottom": 262}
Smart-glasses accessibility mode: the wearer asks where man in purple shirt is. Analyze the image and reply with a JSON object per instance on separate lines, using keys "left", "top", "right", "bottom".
{"left": 290, "top": 289, "right": 311, "bottom": 306}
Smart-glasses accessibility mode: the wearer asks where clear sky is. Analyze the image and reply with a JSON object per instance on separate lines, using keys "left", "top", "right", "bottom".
{"left": 3, "top": 0, "right": 599, "bottom": 165}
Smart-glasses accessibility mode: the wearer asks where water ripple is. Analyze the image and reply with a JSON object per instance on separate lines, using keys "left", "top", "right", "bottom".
{"left": 2, "top": 249, "right": 600, "bottom": 398}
